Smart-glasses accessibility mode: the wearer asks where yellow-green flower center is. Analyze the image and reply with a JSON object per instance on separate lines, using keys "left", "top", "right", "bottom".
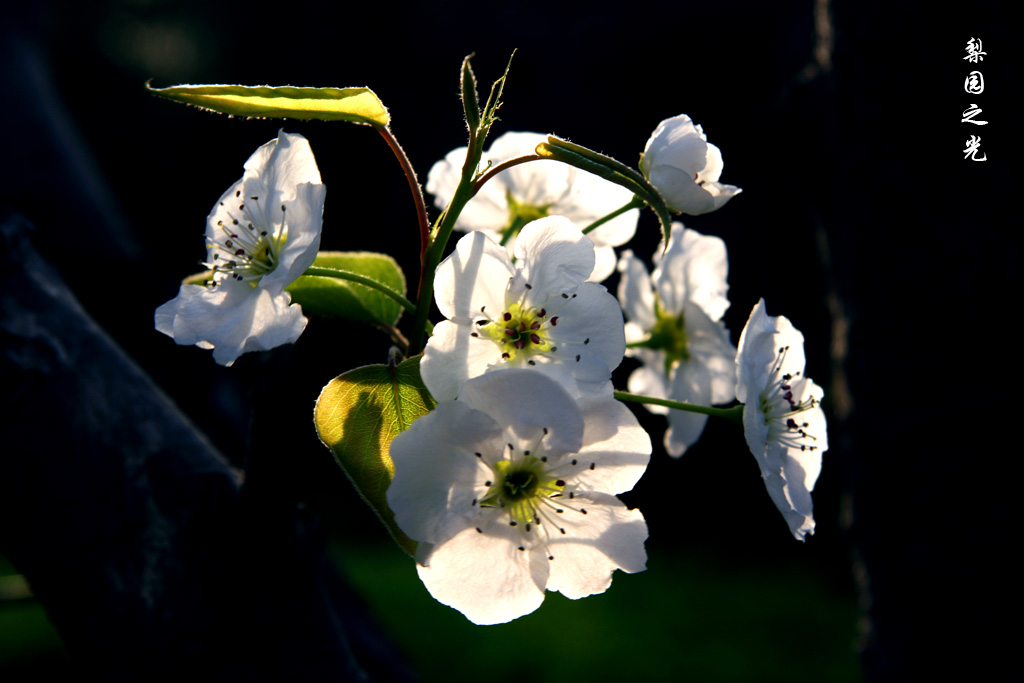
{"left": 207, "top": 193, "right": 289, "bottom": 288}
{"left": 629, "top": 299, "right": 689, "bottom": 374}
{"left": 480, "top": 457, "right": 566, "bottom": 527}
{"left": 478, "top": 301, "right": 556, "bottom": 363}
{"left": 500, "top": 192, "right": 551, "bottom": 246}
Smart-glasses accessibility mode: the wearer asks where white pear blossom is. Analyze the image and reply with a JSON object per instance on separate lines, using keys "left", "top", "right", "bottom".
{"left": 155, "top": 131, "right": 325, "bottom": 366}
{"left": 426, "top": 131, "right": 639, "bottom": 282}
{"left": 617, "top": 224, "right": 737, "bottom": 456}
{"left": 421, "top": 216, "right": 626, "bottom": 402}
{"left": 735, "top": 299, "right": 828, "bottom": 541}
{"left": 387, "top": 369, "right": 650, "bottom": 625}
{"left": 640, "top": 114, "right": 741, "bottom": 215}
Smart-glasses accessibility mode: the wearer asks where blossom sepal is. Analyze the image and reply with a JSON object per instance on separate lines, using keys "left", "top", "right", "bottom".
{"left": 314, "top": 353, "right": 437, "bottom": 556}
{"left": 286, "top": 251, "right": 408, "bottom": 327}
{"left": 536, "top": 136, "right": 673, "bottom": 244}
{"left": 145, "top": 82, "right": 390, "bottom": 127}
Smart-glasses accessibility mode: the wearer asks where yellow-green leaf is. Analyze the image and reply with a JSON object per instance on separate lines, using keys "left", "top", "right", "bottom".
{"left": 146, "top": 83, "right": 390, "bottom": 127}
{"left": 314, "top": 355, "right": 436, "bottom": 556}
{"left": 287, "top": 251, "right": 406, "bottom": 327}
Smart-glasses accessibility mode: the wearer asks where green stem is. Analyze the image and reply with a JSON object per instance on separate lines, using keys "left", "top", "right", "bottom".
{"left": 583, "top": 196, "right": 645, "bottom": 235}
{"left": 377, "top": 125, "right": 430, "bottom": 258}
{"left": 302, "top": 266, "right": 417, "bottom": 313}
{"left": 614, "top": 391, "right": 744, "bottom": 424}
{"left": 473, "top": 154, "right": 543, "bottom": 196}
{"left": 408, "top": 143, "right": 484, "bottom": 355}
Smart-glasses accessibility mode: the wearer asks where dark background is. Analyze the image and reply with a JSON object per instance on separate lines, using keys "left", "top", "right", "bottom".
{"left": 1, "top": 0, "right": 1014, "bottom": 680}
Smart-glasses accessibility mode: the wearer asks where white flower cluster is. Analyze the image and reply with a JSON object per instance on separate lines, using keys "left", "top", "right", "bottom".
{"left": 154, "top": 114, "right": 827, "bottom": 626}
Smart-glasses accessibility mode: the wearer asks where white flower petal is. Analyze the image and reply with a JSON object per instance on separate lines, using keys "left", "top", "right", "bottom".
{"left": 654, "top": 224, "right": 730, "bottom": 321}
{"left": 642, "top": 114, "right": 708, "bottom": 177}
{"left": 683, "top": 301, "right": 737, "bottom": 404}
{"left": 545, "top": 283, "right": 626, "bottom": 375}
{"left": 457, "top": 369, "right": 584, "bottom": 455}
{"left": 156, "top": 282, "right": 307, "bottom": 366}
{"left": 617, "top": 250, "right": 657, "bottom": 331}
{"left": 427, "top": 146, "right": 509, "bottom": 232}
{"left": 589, "top": 244, "right": 619, "bottom": 284}
{"left": 567, "top": 169, "right": 639, "bottom": 249}
{"left": 432, "top": 231, "right": 516, "bottom": 322}
{"left": 574, "top": 395, "right": 652, "bottom": 493}
{"left": 736, "top": 299, "right": 806, "bottom": 404}
{"left": 246, "top": 130, "right": 323, "bottom": 193}
{"left": 416, "top": 523, "right": 548, "bottom": 625}
{"left": 515, "top": 216, "right": 596, "bottom": 292}
{"left": 648, "top": 165, "right": 717, "bottom": 215}
{"left": 626, "top": 360, "right": 671, "bottom": 416}
{"left": 262, "top": 181, "right": 326, "bottom": 293}
{"left": 420, "top": 319, "right": 504, "bottom": 402}
{"left": 544, "top": 492, "right": 648, "bottom": 600}
{"left": 663, "top": 359, "right": 711, "bottom": 457}
{"left": 388, "top": 400, "right": 502, "bottom": 543}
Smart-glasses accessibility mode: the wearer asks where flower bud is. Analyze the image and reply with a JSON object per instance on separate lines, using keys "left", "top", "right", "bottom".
{"left": 640, "top": 114, "right": 741, "bottom": 215}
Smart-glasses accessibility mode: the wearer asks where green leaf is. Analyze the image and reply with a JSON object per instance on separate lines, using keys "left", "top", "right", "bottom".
{"left": 314, "top": 354, "right": 436, "bottom": 556}
{"left": 146, "top": 83, "right": 390, "bottom": 127}
{"left": 287, "top": 251, "right": 406, "bottom": 327}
